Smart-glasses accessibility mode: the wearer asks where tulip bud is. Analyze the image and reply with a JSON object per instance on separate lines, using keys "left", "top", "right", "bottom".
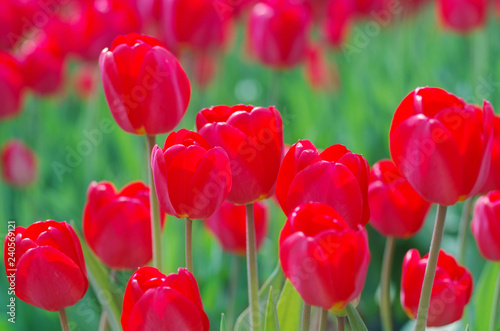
{"left": 1, "top": 139, "right": 37, "bottom": 187}
{"left": 400, "top": 249, "right": 473, "bottom": 327}
{"left": 121, "top": 267, "right": 210, "bottom": 331}
{"left": 438, "top": 0, "right": 486, "bottom": 33}
{"left": 480, "top": 115, "right": 500, "bottom": 193}
{"left": 279, "top": 202, "right": 370, "bottom": 310}
{"left": 3, "top": 220, "right": 88, "bottom": 312}
{"left": 471, "top": 190, "right": 500, "bottom": 261}
{"left": 0, "top": 51, "right": 24, "bottom": 121}
{"left": 99, "top": 33, "right": 191, "bottom": 135}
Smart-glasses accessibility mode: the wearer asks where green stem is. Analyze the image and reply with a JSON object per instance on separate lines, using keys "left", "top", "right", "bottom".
{"left": 185, "top": 217, "right": 193, "bottom": 273}
{"left": 489, "top": 264, "right": 500, "bottom": 331}
{"left": 98, "top": 269, "right": 117, "bottom": 331}
{"left": 246, "top": 203, "right": 260, "bottom": 331}
{"left": 58, "top": 309, "right": 70, "bottom": 331}
{"left": 146, "top": 135, "right": 162, "bottom": 271}
{"left": 269, "top": 71, "right": 281, "bottom": 106}
{"left": 415, "top": 205, "right": 448, "bottom": 331}
{"left": 318, "top": 309, "right": 328, "bottom": 331}
{"left": 380, "top": 236, "right": 395, "bottom": 331}
{"left": 458, "top": 198, "right": 473, "bottom": 265}
{"left": 337, "top": 316, "right": 345, "bottom": 331}
{"left": 301, "top": 302, "right": 311, "bottom": 331}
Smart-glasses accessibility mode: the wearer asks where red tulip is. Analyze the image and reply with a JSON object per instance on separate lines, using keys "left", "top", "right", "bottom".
{"left": 3, "top": 220, "right": 88, "bottom": 312}
{"left": 83, "top": 181, "right": 165, "bottom": 269}
{"left": 480, "top": 115, "right": 500, "bottom": 193}
{"left": 0, "top": 0, "right": 38, "bottom": 50}
{"left": 151, "top": 129, "right": 232, "bottom": 219}
{"left": 0, "top": 51, "right": 24, "bottom": 121}
{"left": 275, "top": 140, "right": 369, "bottom": 229}
{"left": 279, "top": 202, "right": 370, "bottom": 310}
{"left": 197, "top": 104, "right": 284, "bottom": 205}
{"left": 73, "top": 64, "right": 97, "bottom": 99}
{"left": 389, "top": 87, "right": 494, "bottom": 206}
{"left": 247, "top": 0, "right": 312, "bottom": 68}
{"left": 303, "top": 44, "right": 339, "bottom": 91}
{"left": 1, "top": 139, "right": 37, "bottom": 187}
{"left": 471, "top": 190, "right": 500, "bottom": 261}
{"left": 99, "top": 33, "right": 191, "bottom": 135}
{"left": 323, "top": 0, "right": 355, "bottom": 47}
{"left": 368, "top": 159, "right": 431, "bottom": 238}
{"left": 161, "top": 0, "right": 234, "bottom": 52}
{"left": 401, "top": 249, "right": 473, "bottom": 327}
{"left": 121, "top": 267, "right": 210, "bottom": 331}
{"left": 193, "top": 52, "right": 216, "bottom": 89}
{"left": 204, "top": 200, "right": 268, "bottom": 255}
{"left": 438, "top": 0, "right": 486, "bottom": 33}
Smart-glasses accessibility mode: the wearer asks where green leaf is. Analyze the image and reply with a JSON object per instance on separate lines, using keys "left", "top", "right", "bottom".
{"left": 220, "top": 313, "right": 225, "bottom": 331}
{"left": 276, "top": 280, "right": 302, "bottom": 331}
{"left": 264, "top": 287, "right": 280, "bottom": 331}
{"left": 346, "top": 303, "right": 368, "bottom": 331}
{"left": 474, "top": 263, "right": 500, "bottom": 331}
{"left": 72, "top": 223, "right": 122, "bottom": 331}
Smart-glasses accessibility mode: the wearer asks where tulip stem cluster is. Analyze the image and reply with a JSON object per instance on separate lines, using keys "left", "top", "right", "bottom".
{"left": 245, "top": 203, "right": 260, "bottom": 331}
{"left": 146, "top": 135, "right": 162, "bottom": 271}
{"left": 58, "top": 309, "right": 69, "bottom": 331}
{"left": 185, "top": 217, "right": 193, "bottom": 273}
{"left": 490, "top": 267, "right": 500, "bottom": 331}
{"left": 458, "top": 198, "right": 474, "bottom": 265}
{"left": 380, "top": 236, "right": 395, "bottom": 331}
{"left": 301, "top": 302, "right": 311, "bottom": 331}
{"left": 415, "top": 205, "right": 448, "bottom": 331}
{"left": 319, "top": 309, "right": 328, "bottom": 330}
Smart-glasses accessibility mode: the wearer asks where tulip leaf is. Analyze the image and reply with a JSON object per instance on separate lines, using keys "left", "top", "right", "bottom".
{"left": 264, "top": 286, "right": 280, "bottom": 331}
{"left": 276, "top": 280, "right": 302, "bottom": 331}
{"left": 346, "top": 303, "right": 368, "bottom": 331}
{"left": 474, "top": 262, "right": 499, "bottom": 331}
{"left": 72, "top": 224, "right": 122, "bottom": 331}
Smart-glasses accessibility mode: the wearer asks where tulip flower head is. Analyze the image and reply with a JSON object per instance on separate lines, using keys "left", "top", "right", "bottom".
{"left": 151, "top": 129, "right": 232, "bottom": 219}
{"left": 471, "top": 190, "right": 500, "bottom": 261}
{"left": 0, "top": 51, "right": 24, "bottom": 121}
{"left": 401, "top": 249, "right": 473, "bottom": 327}
{"left": 197, "top": 104, "right": 284, "bottom": 205}
{"left": 389, "top": 87, "right": 494, "bottom": 206}
{"left": 4, "top": 220, "right": 88, "bottom": 312}
{"left": 1, "top": 139, "right": 37, "bottom": 187}
{"left": 279, "top": 202, "right": 370, "bottom": 310}
{"left": 99, "top": 33, "right": 191, "bottom": 135}
{"left": 480, "top": 115, "right": 500, "bottom": 193}
{"left": 121, "top": 267, "right": 210, "bottom": 331}
{"left": 438, "top": 0, "right": 486, "bottom": 33}
{"left": 275, "top": 140, "right": 370, "bottom": 229}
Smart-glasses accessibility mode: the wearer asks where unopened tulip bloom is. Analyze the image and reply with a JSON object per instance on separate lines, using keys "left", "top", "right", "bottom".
{"left": 471, "top": 191, "right": 500, "bottom": 261}
{"left": 99, "top": 33, "right": 191, "bottom": 135}
{"left": 390, "top": 87, "right": 493, "bottom": 206}
{"left": 204, "top": 201, "right": 268, "bottom": 255}
{"left": 247, "top": 0, "right": 312, "bottom": 68}
{"left": 275, "top": 140, "right": 369, "bottom": 229}
{"left": 1, "top": 139, "right": 37, "bottom": 187}
{"left": 480, "top": 115, "right": 500, "bottom": 193}
{"left": 279, "top": 202, "right": 370, "bottom": 310}
{"left": 368, "top": 159, "right": 431, "bottom": 238}
{"left": 401, "top": 249, "right": 473, "bottom": 327}
{"left": 438, "top": 0, "right": 486, "bottom": 33}
{"left": 3, "top": 220, "right": 88, "bottom": 312}
{"left": 0, "top": 51, "right": 24, "bottom": 121}
{"left": 197, "top": 104, "right": 284, "bottom": 205}
{"left": 121, "top": 267, "right": 210, "bottom": 331}
{"left": 323, "top": 0, "right": 355, "bottom": 47}
{"left": 83, "top": 181, "right": 165, "bottom": 269}
{"left": 151, "top": 129, "right": 232, "bottom": 219}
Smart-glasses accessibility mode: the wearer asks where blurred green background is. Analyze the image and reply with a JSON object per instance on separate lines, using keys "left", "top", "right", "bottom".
{"left": 1, "top": 4, "right": 500, "bottom": 331}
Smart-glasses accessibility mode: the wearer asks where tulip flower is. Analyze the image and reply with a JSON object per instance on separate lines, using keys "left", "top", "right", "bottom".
{"left": 471, "top": 190, "right": 500, "bottom": 261}
{"left": 247, "top": 0, "right": 312, "bottom": 68}
{"left": 303, "top": 44, "right": 339, "bottom": 92}
{"left": 151, "top": 129, "right": 232, "bottom": 219}
{"left": 323, "top": 0, "right": 355, "bottom": 47}
{"left": 480, "top": 115, "right": 500, "bottom": 193}
{"left": 400, "top": 249, "right": 473, "bottom": 327}
{"left": 438, "top": 0, "right": 486, "bottom": 33}
{"left": 275, "top": 140, "right": 369, "bottom": 229}
{"left": 279, "top": 202, "right": 370, "bottom": 310}
{"left": 99, "top": 33, "right": 191, "bottom": 135}
{"left": 161, "top": 0, "right": 233, "bottom": 52}
{"left": 389, "top": 87, "right": 494, "bottom": 206}
{"left": 83, "top": 181, "right": 165, "bottom": 270}
{"left": 368, "top": 159, "right": 431, "bottom": 238}
{"left": 121, "top": 267, "right": 210, "bottom": 331}
{"left": 73, "top": 64, "right": 97, "bottom": 99}
{"left": 0, "top": 51, "right": 24, "bottom": 121}
{"left": 1, "top": 139, "right": 37, "bottom": 187}
{"left": 204, "top": 201, "right": 268, "bottom": 255}
{"left": 197, "top": 104, "right": 284, "bottom": 205}
{"left": 0, "top": 0, "right": 37, "bottom": 50}
{"left": 3, "top": 220, "right": 88, "bottom": 312}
